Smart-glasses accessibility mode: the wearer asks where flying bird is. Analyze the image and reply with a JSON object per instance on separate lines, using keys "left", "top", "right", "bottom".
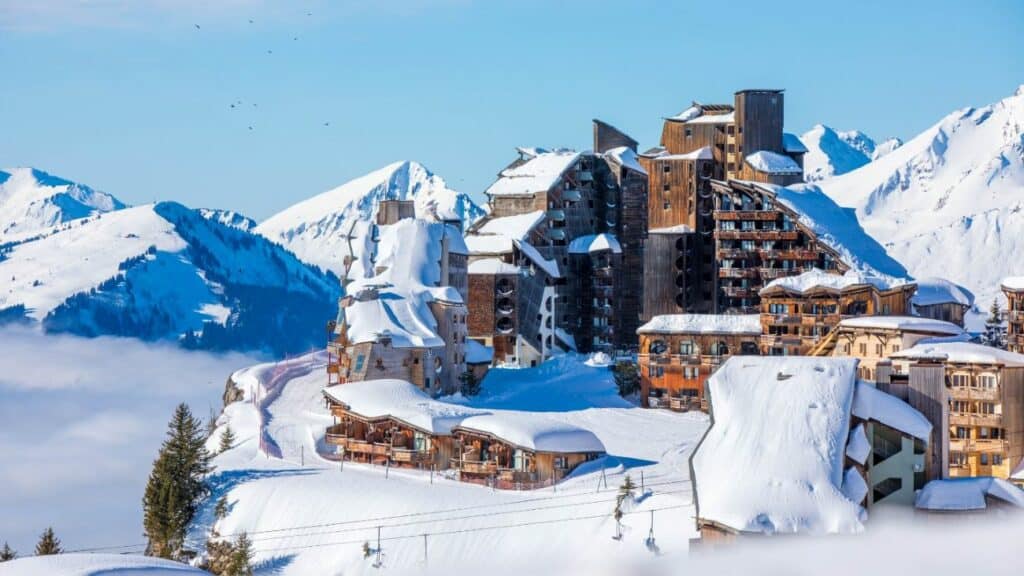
{"left": 194, "top": 24, "right": 201, "bottom": 29}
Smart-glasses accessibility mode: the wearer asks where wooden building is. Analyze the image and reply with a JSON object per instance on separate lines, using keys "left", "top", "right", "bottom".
{"left": 758, "top": 268, "right": 918, "bottom": 356}
{"left": 881, "top": 342, "right": 1024, "bottom": 481}
{"left": 1003, "top": 277, "right": 1024, "bottom": 354}
{"left": 467, "top": 257, "right": 520, "bottom": 365}
{"left": 636, "top": 314, "right": 761, "bottom": 410}
{"left": 911, "top": 277, "right": 975, "bottom": 328}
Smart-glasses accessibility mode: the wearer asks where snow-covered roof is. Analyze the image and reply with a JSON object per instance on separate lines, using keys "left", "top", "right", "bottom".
{"left": 0, "top": 553, "right": 209, "bottom": 575}
{"left": 476, "top": 211, "right": 545, "bottom": 241}
{"left": 455, "top": 413, "right": 606, "bottom": 454}
{"left": 745, "top": 151, "right": 803, "bottom": 174}
{"left": 1002, "top": 276, "right": 1024, "bottom": 291}
{"left": 343, "top": 293, "right": 446, "bottom": 348}
{"left": 465, "top": 234, "right": 514, "bottom": 255}
{"left": 1013, "top": 458, "right": 1024, "bottom": 481}
{"left": 692, "top": 356, "right": 867, "bottom": 535}
{"left": 915, "top": 478, "right": 1024, "bottom": 511}
{"left": 838, "top": 316, "right": 965, "bottom": 336}
{"left": 568, "top": 233, "right": 622, "bottom": 255}
{"left": 668, "top": 105, "right": 702, "bottom": 122}
{"left": 912, "top": 277, "right": 976, "bottom": 307}
{"left": 656, "top": 147, "right": 714, "bottom": 161}
{"left": 649, "top": 224, "right": 695, "bottom": 234}
{"left": 323, "top": 380, "right": 486, "bottom": 435}
{"left": 485, "top": 150, "right": 580, "bottom": 197}
{"left": 687, "top": 111, "right": 735, "bottom": 124}
{"left": 637, "top": 314, "right": 761, "bottom": 336}
{"left": 783, "top": 132, "right": 809, "bottom": 154}
{"left": 760, "top": 268, "right": 908, "bottom": 296}
{"left": 604, "top": 146, "right": 648, "bottom": 176}
{"left": 465, "top": 339, "right": 494, "bottom": 364}
{"left": 516, "top": 240, "right": 561, "bottom": 278}
{"left": 851, "top": 380, "right": 932, "bottom": 441}
{"left": 846, "top": 423, "right": 871, "bottom": 465}
{"left": 468, "top": 258, "right": 519, "bottom": 275}
{"left": 890, "top": 341, "right": 1024, "bottom": 367}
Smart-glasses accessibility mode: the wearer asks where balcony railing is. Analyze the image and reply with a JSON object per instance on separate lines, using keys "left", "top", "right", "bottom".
{"left": 717, "top": 249, "right": 752, "bottom": 260}
{"left": 453, "top": 459, "right": 500, "bottom": 475}
{"left": 721, "top": 287, "right": 759, "bottom": 298}
{"left": 562, "top": 189, "right": 582, "bottom": 202}
{"left": 713, "top": 210, "right": 778, "bottom": 221}
{"left": 949, "top": 413, "right": 1003, "bottom": 427}
{"left": 391, "top": 447, "right": 433, "bottom": 463}
{"left": 715, "top": 230, "right": 800, "bottom": 241}
{"left": 547, "top": 209, "right": 566, "bottom": 222}
{"left": 719, "top": 268, "right": 760, "bottom": 278}
{"left": 758, "top": 249, "right": 820, "bottom": 260}
{"left": 949, "top": 387, "right": 1001, "bottom": 402}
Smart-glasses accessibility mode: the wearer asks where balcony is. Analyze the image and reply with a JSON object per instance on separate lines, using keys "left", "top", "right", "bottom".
{"left": 391, "top": 447, "right": 433, "bottom": 463}
{"left": 765, "top": 314, "right": 802, "bottom": 326}
{"left": 454, "top": 459, "right": 499, "bottom": 475}
{"left": 562, "top": 189, "right": 582, "bottom": 202}
{"left": 715, "top": 230, "right": 800, "bottom": 241}
{"left": 578, "top": 170, "right": 593, "bottom": 182}
{"left": 760, "top": 268, "right": 796, "bottom": 280}
{"left": 759, "top": 249, "right": 820, "bottom": 260}
{"left": 950, "top": 438, "right": 1009, "bottom": 454}
{"left": 721, "top": 286, "right": 759, "bottom": 298}
{"left": 949, "top": 387, "right": 1001, "bottom": 402}
{"left": 547, "top": 209, "right": 566, "bottom": 222}
{"left": 714, "top": 210, "right": 778, "bottom": 221}
{"left": 949, "top": 413, "right": 1003, "bottom": 427}
{"left": 717, "top": 249, "right": 752, "bottom": 260}
{"left": 719, "top": 268, "right": 760, "bottom": 279}
{"left": 547, "top": 228, "right": 566, "bottom": 241}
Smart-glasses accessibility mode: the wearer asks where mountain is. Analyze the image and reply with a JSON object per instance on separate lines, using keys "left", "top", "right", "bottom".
{"left": 256, "top": 160, "right": 485, "bottom": 277}
{"left": 198, "top": 208, "right": 258, "bottom": 232}
{"left": 0, "top": 167, "right": 125, "bottom": 239}
{"left": 0, "top": 201, "right": 340, "bottom": 355}
{"left": 816, "top": 86, "right": 1024, "bottom": 327}
{"left": 871, "top": 137, "right": 903, "bottom": 161}
{"left": 800, "top": 125, "right": 904, "bottom": 182}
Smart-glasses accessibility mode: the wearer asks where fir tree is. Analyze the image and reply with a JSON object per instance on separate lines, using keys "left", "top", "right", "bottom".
{"left": 613, "top": 361, "right": 640, "bottom": 397}
{"left": 0, "top": 542, "right": 16, "bottom": 562}
{"left": 214, "top": 497, "right": 229, "bottom": 523}
{"left": 983, "top": 297, "right": 1007, "bottom": 349}
{"left": 226, "top": 533, "right": 253, "bottom": 576}
{"left": 34, "top": 527, "right": 62, "bottom": 556}
{"left": 459, "top": 370, "right": 480, "bottom": 396}
{"left": 203, "top": 537, "right": 235, "bottom": 575}
{"left": 143, "top": 403, "right": 213, "bottom": 559}
{"left": 219, "top": 426, "right": 236, "bottom": 453}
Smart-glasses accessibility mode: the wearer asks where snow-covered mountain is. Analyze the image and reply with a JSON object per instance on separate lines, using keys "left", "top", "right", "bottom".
{"left": 800, "top": 125, "right": 897, "bottom": 182}
{"left": 198, "top": 208, "right": 258, "bottom": 232}
{"left": 256, "top": 160, "right": 485, "bottom": 277}
{"left": 816, "top": 86, "right": 1024, "bottom": 327}
{"left": 0, "top": 201, "right": 340, "bottom": 354}
{"left": 0, "top": 167, "right": 126, "bottom": 239}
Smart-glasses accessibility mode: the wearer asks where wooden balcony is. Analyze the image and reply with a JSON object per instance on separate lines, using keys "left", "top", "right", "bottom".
{"left": 715, "top": 230, "right": 800, "bottom": 241}
{"left": 721, "top": 287, "right": 759, "bottom": 298}
{"left": 760, "top": 268, "right": 796, "bottom": 280}
{"left": 716, "top": 249, "right": 753, "bottom": 260}
{"left": 765, "top": 314, "right": 802, "bottom": 326}
{"left": 562, "top": 189, "right": 582, "bottom": 202}
{"left": 949, "top": 387, "right": 1001, "bottom": 402}
{"left": 714, "top": 210, "right": 778, "bottom": 221}
{"left": 391, "top": 448, "right": 433, "bottom": 463}
{"left": 950, "top": 438, "right": 1009, "bottom": 454}
{"left": 719, "top": 268, "right": 760, "bottom": 279}
{"left": 800, "top": 314, "right": 841, "bottom": 326}
{"left": 949, "top": 413, "right": 1003, "bottom": 428}
{"left": 759, "top": 249, "right": 820, "bottom": 260}
{"left": 454, "top": 459, "right": 499, "bottom": 475}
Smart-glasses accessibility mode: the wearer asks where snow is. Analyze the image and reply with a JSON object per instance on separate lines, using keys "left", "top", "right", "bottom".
{"left": 649, "top": 224, "right": 695, "bottom": 234}
{"left": 637, "top": 314, "right": 760, "bottom": 335}
{"left": 455, "top": 412, "right": 606, "bottom": 453}
{"left": 604, "top": 146, "right": 648, "bottom": 175}
{"left": 915, "top": 478, "right": 1024, "bottom": 511}
{"left": 476, "top": 210, "right": 544, "bottom": 240}
{"left": 842, "top": 466, "right": 869, "bottom": 504}
{"left": 464, "top": 234, "right": 514, "bottom": 255}
{"left": 0, "top": 553, "right": 209, "bottom": 575}
{"left": 851, "top": 380, "right": 932, "bottom": 441}
{"left": 668, "top": 105, "right": 701, "bottom": 122}
{"left": 838, "top": 315, "right": 965, "bottom": 336}
{"left": 890, "top": 341, "right": 1024, "bottom": 367}
{"left": 760, "top": 267, "right": 904, "bottom": 295}
{"left": 686, "top": 111, "right": 735, "bottom": 124}
{"left": 656, "top": 147, "right": 713, "bottom": 161}
{"left": 692, "top": 356, "right": 866, "bottom": 535}
{"left": 0, "top": 167, "right": 126, "bottom": 239}
{"left": 1014, "top": 459, "right": 1024, "bottom": 481}
{"left": 912, "top": 277, "right": 976, "bottom": 307}
{"left": 191, "top": 353, "right": 708, "bottom": 574}
{"left": 323, "top": 379, "right": 486, "bottom": 435}
{"left": 872, "top": 137, "right": 903, "bottom": 160}
{"left": 568, "top": 233, "right": 622, "bottom": 254}
{"left": 197, "top": 208, "right": 257, "bottom": 232}
{"left": 467, "top": 258, "right": 520, "bottom": 275}
{"left": 256, "top": 161, "right": 484, "bottom": 276}
{"left": 515, "top": 239, "right": 561, "bottom": 278}
{"left": 815, "top": 88, "right": 1024, "bottom": 330}
{"left": 799, "top": 124, "right": 874, "bottom": 182}
{"left": 1002, "top": 276, "right": 1024, "bottom": 291}
{"left": 745, "top": 150, "right": 802, "bottom": 174}
{"left": 485, "top": 150, "right": 580, "bottom": 197}
{"left": 846, "top": 423, "right": 871, "bottom": 465}
{"left": 465, "top": 339, "right": 493, "bottom": 364}
{"left": 782, "top": 132, "right": 808, "bottom": 154}
{"left": 758, "top": 181, "right": 912, "bottom": 280}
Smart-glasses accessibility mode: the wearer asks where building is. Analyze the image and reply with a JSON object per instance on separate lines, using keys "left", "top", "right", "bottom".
{"left": 881, "top": 341, "right": 1024, "bottom": 481}
{"left": 759, "top": 269, "right": 918, "bottom": 356}
{"left": 1003, "top": 277, "right": 1024, "bottom": 354}
{"left": 914, "top": 477, "right": 1024, "bottom": 519}
{"left": 466, "top": 120, "right": 648, "bottom": 364}
{"left": 811, "top": 315, "right": 966, "bottom": 382}
{"left": 690, "top": 357, "right": 931, "bottom": 542}
{"left": 636, "top": 314, "right": 760, "bottom": 410}
{"left": 911, "top": 277, "right": 975, "bottom": 328}
{"left": 451, "top": 414, "right": 605, "bottom": 489}
{"left": 326, "top": 219, "right": 470, "bottom": 396}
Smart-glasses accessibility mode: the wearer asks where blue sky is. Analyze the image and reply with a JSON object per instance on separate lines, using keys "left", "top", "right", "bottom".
{"left": 1, "top": 0, "right": 1021, "bottom": 219}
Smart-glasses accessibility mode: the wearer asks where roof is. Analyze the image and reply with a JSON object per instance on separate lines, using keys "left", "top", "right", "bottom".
{"left": 485, "top": 150, "right": 580, "bottom": 197}
{"left": 454, "top": 413, "right": 606, "bottom": 454}
{"left": 890, "top": 341, "right": 1024, "bottom": 367}
{"left": 323, "top": 379, "right": 486, "bottom": 435}
{"left": 915, "top": 478, "right": 1024, "bottom": 511}
{"left": 637, "top": 314, "right": 760, "bottom": 336}
{"left": 837, "top": 316, "right": 965, "bottom": 336}
{"left": 604, "top": 146, "right": 647, "bottom": 175}
{"left": 465, "top": 338, "right": 494, "bottom": 364}
{"left": 468, "top": 258, "right": 519, "bottom": 275}
{"left": 476, "top": 211, "right": 545, "bottom": 240}
{"left": 911, "top": 277, "right": 976, "bottom": 307}
{"left": 516, "top": 240, "right": 561, "bottom": 278}
{"left": 745, "top": 151, "right": 803, "bottom": 174}
{"left": 465, "top": 234, "right": 514, "bottom": 255}
{"left": 760, "top": 268, "right": 909, "bottom": 296}
{"left": 0, "top": 553, "right": 210, "bottom": 576}
{"left": 687, "top": 111, "right": 735, "bottom": 125}
{"left": 1002, "top": 276, "right": 1024, "bottom": 291}
{"left": 342, "top": 293, "right": 446, "bottom": 348}
{"left": 851, "top": 380, "right": 932, "bottom": 441}
{"left": 568, "top": 233, "right": 622, "bottom": 255}
{"left": 692, "top": 356, "right": 867, "bottom": 535}
{"left": 655, "top": 147, "right": 713, "bottom": 161}
{"left": 649, "top": 224, "right": 695, "bottom": 234}
{"left": 783, "top": 132, "right": 809, "bottom": 154}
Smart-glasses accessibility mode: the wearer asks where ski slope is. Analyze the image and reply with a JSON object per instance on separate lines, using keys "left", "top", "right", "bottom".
{"left": 195, "top": 354, "right": 707, "bottom": 574}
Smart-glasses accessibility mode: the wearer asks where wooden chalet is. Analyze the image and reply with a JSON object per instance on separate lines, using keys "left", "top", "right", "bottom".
{"left": 1003, "top": 277, "right": 1024, "bottom": 354}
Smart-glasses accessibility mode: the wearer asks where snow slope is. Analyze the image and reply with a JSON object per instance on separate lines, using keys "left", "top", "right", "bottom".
{"left": 0, "top": 553, "right": 209, "bottom": 575}
{"left": 816, "top": 86, "right": 1024, "bottom": 327}
{"left": 0, "top": 202, "right": 340, "bottom": 354}
{"left": 800, "top": 125, "right": 904, "bottom": 182}
{"left": 0, "top": 167, "right": 125, "bottom": 239}
{"left": 256, "top": 161, "right": 484, "bottom": 277}
{"left": 192, "top": 353, "right": 707, "bottom": 574}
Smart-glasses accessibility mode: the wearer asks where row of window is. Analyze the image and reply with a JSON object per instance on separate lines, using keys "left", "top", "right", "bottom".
{"left": 950, "top": 400, "right": 999, "bottom": 415}
{"left": 950, "top": 373, "right": 997, "bottom": 389}
{"left": 950, "top": 452, "right": 1004, "bottom": 466}
{"left": 952, "top": 426, "right": 1006, "bottom": 439}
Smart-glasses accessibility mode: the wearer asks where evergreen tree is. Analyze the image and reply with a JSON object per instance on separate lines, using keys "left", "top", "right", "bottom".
{"left": 203, "top": 537, "right": 235, "bottom": 575}
{"left": 214, "top": 497, "right": 229, "bottom": 523}
{"left": 227, "top": 533, "right": 253, "bottom": 576}
{"left": 143, "top": 403, "right": 213, "bottom": 559}
{"left": 219, "top": 426, "right": 236, "bottom": 453}
{"left": 983, "top": 297, "right": 1007, "bottom": 349}
{"left": 34, "top": 527, "right": 62, "bottom": 556}
{"left": 1, "top": 542, "right": 16, "bottom": 562}
{"left": 459, "top": 370, "right": 480, "bottom": 396}
{"left": 613, "top": 361, "right": 640, "bottom": 397}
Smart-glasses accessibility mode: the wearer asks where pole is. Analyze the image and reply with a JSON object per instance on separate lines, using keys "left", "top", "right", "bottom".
{"left": 423, "top": 534, "right": 428, "bottom": 566}
{"left": 386, "top": 459, "right": 390, "bottom": 479}
{"left": 641, "top": 470, "right": 645, "bottom": 493}
{"left": 301, "top": 446, "right": 304, "bottom": 467}
{"left": 430, "top": 464, "right": 434, "bottom": 484}
{"left": 375, "top": 526, "right": 382, "bottom": 568}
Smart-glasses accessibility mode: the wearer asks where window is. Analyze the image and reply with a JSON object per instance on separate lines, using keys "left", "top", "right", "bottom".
{"left": 769, "top": 303, "right": 788, "bottom": 315}
{"left": 951, "top": 400, "right": 970, "bottom": 413}
{"left": 875, "top": 344, "right": 883, "bottom": 356}
{"left": 858, "top": 343, "right": 867, "bottom": 356}
{"left": 663, "top": 201, "right": 670, "bottom": 210}
{"left": 950, "top": 451, "right": 966, "bottom": 466}
{"left": 891, "top": 344, "right": 900, "bottom": 353}
{"left": 354, "top": 355, "right": 365, "bottom": 371}
{"left": 955, "top": 427, "right": 969, "bottom": 439}
{"left": 679, "top": 341, "right": 695, "bottom": 355}
{"left": 980, "top": 402, "right": 996, "bottom": 415}
{"left": 951, "top": 374, "right": 969, "bottom": 387}
{"left": 741, "top": 220, "right": 755, "bottom": 231}
{"left": 663, "top": 164, "right": 671, "bottom": 173}
{"left": 993, "top": 454, "right": 1003, "bottom": 465}
{"left": 554, "top": 456, "right": 568, "bottom": 469}
{"left": 685, "top": 128, "right": 692, "bottom": 138}
{"left": 720, "top": 221, "right": 736, "bottom": 230}
{"left": 981, "top": 454, "right": 989, "bottom": 466}
{"left": 978, "top": 374, "right": 996, "bottom": 389}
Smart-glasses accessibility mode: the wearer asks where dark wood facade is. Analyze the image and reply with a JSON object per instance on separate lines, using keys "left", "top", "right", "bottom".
{"left": 1004, "top": 283, "right": 1024, "bottom": 354}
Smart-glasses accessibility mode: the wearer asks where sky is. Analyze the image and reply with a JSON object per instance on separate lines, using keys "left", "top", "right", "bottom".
{"left": 0, "top": 0, "right": 1021, "bottom": 220}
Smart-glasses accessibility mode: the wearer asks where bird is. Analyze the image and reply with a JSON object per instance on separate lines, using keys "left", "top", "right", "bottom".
{"left": 194, "top": 24, "right": 201, "bottom": 29}
{"left": 267, "top": 49, "right": 273, "bottom": 54}
{"left": 323, "top": 122, "right": 330, "bottom": 127}
{"left": 248, "top": 19, "right": 254, "bottom": 24}
{"left": 248, "top": 126, "right": 254, "bottom": 131}
{"left": 230, "top": 103, "right": 236, "bottom": 109}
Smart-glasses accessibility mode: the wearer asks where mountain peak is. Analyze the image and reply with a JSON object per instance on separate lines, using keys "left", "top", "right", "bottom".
{"left": 800, "top": 125, "right": 874, "bottom": 182}
{"left": 0, "top": 167, "right": 126, "bottom": 240}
